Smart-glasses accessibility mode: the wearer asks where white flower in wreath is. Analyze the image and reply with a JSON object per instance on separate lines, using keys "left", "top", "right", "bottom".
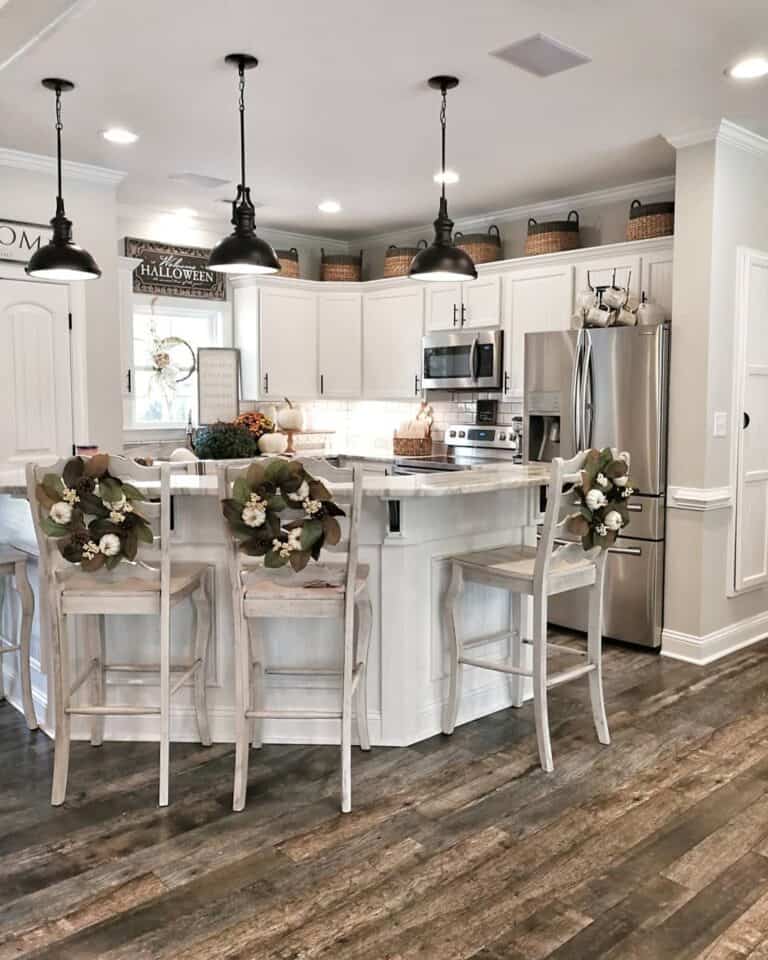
{"left": 603, "top": 510, "right": 624, "bottom": 531}
{"left": 82, "top": 541, "right": 100, "bottom": 560}
{"left": 595, "top": 473, "right": 610, "bottom": 489}
{"left": 109, "top": 509, "right": 127, "bottom": 524}
{"left": 287, "top": 527, "right": 303, "bottom": 549}
{"left": 613, "top": 475, "right": 628, "bottom": 488}
{"left": 287, "top": 481, "right": 310, "bottom": 503}
{"left": 585, "top": 488, "right": 607, "bottom": 511}
{"left": 595, "top": 523, "right": 608, "bottom": 537}
{"left": 242, "top": 503, "right": 266, "bottom": 528}
{"left": 621, "top": 486, "right": 634, "bottom": 499}
{"left": 303, "top": 499, "right": 322, "bottom": 517}
{"left": 99, "top": 533, "right": 121, "bottom": 557}
{"left": 61, "top": 485, "right": 80, "bottom": 505}
{"left": 50, "top": 501, "right": 73, "bottom": 525}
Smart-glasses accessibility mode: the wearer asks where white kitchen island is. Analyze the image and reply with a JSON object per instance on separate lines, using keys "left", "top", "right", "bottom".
{"left": 0, "top": 463, "right": 549, "bottom": 746}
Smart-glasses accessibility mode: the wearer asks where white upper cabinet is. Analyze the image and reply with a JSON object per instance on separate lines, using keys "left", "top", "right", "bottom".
{"left": 260, "top": 286, "right": 317, "bottom": 399}
{"left": 425, "top": 276, "right": 501, "bottom": 331}
{"left": 317, "top": 292, "right": 362, "bottom": 398}
{"left": 462, "top": 275, "right": 501, "bottom": 328}
{"left": 502, "top": 265, "right": 573, "bottom": 400}
{"left": 641, "top": 250, "right": 674, "bottom": 320}
{"left": 363, "top": 286, "right": 424, "bottom": 399}
{"left": 574, "top": 254, "right": 642, "bottom": 308}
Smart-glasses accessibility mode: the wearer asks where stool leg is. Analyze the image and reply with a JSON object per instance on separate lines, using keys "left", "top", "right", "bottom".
{"left": 341, "top": 600, "right": 354, "bottom": 814}
{"left": 232, "top": 603, "right": 250, "bottom": 812}
{"left": 88, "top": 615, "right": 105, "bottom": 746}
{"left": 247, "top": 619, "right": 264, "bottom": 750}
{"left": 0, "top": 574, "right": 5, "bottom": 703}
{"left": 588, "top": 562, "right": 610, "bottom": 746}
{"left": 354, "top": 587, "right": 372, "bottom": 752}
{"left": 532, "top": 594, "right": 554, "bottom": 773}
{"left": 509, "top": 594, "right": 525, "bottom": 709}
{"left": 51, "top": 605, "right": 71, "bottom": 805}
{"left": 192, "top": 570, "right": 213, "bottom": 747}
{"left": 14, "top": 561, "right": 37, "bottom": 731}
{"left": 442, "top": 562, "right": 464, "bottom": 735}
{"left": 158, "top": 599, "right": 171, "bottom": 808}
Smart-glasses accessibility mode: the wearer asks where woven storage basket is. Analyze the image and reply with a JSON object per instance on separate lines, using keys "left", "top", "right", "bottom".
{"left": 393, "top": 435, "right": 432, "bottom": 457}
{"left": 320, "top": 249, "right": 363, "bottom": 282}
{"left": 383, "top": 240, "right": 428, "bottom": 278}
{"left": 454, "top": 224, "right": 503, "bottom": 264}
{"left": 626, "top": 199, "right": 675, "bottom": 241}
{"left": 525, "top": 210, "right": 580, "bottom": 256}
{"left": 275, "top": 247, "right": 300, "bottom": 279}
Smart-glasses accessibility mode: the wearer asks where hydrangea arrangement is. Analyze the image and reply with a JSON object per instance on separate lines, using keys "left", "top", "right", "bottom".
{"left": 221, "top": 458, "right": 345, "bottom": 572}
{"left": 35, "top": 455, "right": 154, "bottom": 570}
{"left": 565, "top": 448, "right": 634, "bottom": 550}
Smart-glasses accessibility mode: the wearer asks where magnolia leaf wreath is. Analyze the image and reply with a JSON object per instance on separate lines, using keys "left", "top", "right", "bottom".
{"left": 221, "top": 459, "right": 346, "bottom": 573}
{"left": 565, "top": 448, "right": 635, "bottom": 551}
{"left": 35, "top": 455, "right": 154, "bottom": 571}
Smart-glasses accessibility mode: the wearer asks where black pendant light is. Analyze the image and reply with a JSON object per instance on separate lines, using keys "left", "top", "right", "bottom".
{"left": 409, "top": 76, "right": 477, "bottom": 282}
{"left": 208, "top": 54, "right": 280, "bottom": 275}
{"left": 26, "top": 79, "right": 101, "bottom": 281}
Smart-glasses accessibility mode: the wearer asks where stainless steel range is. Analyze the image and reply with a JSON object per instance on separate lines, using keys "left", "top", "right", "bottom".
{"left": 393, "top": 422, "right": 522, "bottom": 475}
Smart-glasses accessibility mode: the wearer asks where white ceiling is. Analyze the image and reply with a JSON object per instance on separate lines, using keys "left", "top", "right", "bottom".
{"left": 1, "top": 0, "right": 767, "bottom": 238}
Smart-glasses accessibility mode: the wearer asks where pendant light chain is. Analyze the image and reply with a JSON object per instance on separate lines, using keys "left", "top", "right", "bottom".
{"left": 55, "top": 84, "right": 63, "bottom": 203}
{"left": 238, "top": 63, "right": 247, "bottom": 192}
{"left": 440, "top": 88, "right": 447, "bottom": 201}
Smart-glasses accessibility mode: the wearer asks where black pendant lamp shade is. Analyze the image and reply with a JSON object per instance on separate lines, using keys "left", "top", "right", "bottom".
{"left": 26, "top": 79, "right": 101, "bottom": 281}
{"left": 409, "top": 76, "right": 477, "bottom": 282}
{"left": 208, "top": 54, "right": 280, "bottom": 275}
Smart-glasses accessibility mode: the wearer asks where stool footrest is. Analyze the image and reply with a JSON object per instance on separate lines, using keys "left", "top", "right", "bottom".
{"left": 65, "top": 705, "right": 161, "bottom": 716}
{"left": 169, "top": 659, "right": 202, "bottom": 696}
{"left": 264, "top": 666, "right": 341, "bottom": 677}
{"left": 459, "top": 655, "right": 531, "bottom": 677}
{"left": 463, "top": 629, "right": 516, "bottom": 651}
{"left": 0, "top": 643, "right": 21, "bottom": 655}
{"left": 547, "top": 663, "right": 596, "bottom": 688}
{"left": 245, "top": 708, "right": 342, "bottom": 720}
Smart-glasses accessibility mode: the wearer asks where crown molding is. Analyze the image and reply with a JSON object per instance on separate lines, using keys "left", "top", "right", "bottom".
{"left": 351, "top": 175, "right": 676, "bottom": 246}
{"left": 0, "top": 147, "right": 125, "bottom": 186}
{"left": 665, "top": 119, "right": 768, "bottom": 159}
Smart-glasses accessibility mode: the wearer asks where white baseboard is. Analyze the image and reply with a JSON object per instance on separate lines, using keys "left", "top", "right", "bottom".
{"left": 662, "top": 609, "right": 768, "bottom": 664}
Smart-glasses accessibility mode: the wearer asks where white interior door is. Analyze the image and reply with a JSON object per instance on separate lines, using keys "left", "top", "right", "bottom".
{"left": 0, "top": 278, "right": 72, "bottom": 466}
{"left": 734, "top": 248, "right": 768, "bottom": 591}
{"left": 260, "top": 287, "right": 317, "bottom": 399}
{"left": 317, "top": 292, "right": 362, "bottom": 397}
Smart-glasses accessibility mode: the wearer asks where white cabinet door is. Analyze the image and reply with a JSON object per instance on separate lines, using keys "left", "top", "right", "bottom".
{"left": 502, "top": 265, "right": 573, "bottom": 400}
{"left": 462, "top": 275, "right": 501, "bottom": 328}
{"left": 0, "top": 278, "right": 72, "bottom": 464}
{"left": 424, "top": 283, "right": 462, "bottom": 331}
{"left": 363, "top": 287, "right": 424, "bottom": 399}
{"left": 317, "top": 292, "right": 362, "bottom": 397}
{"left": 232, "top": 281, "right": 260, "bottom": 400}
{"left": 574, "top": 254, "right": 641, "bottom": 308}
{"left": 260, "top": 287, "right": 317, "bottom": 399}
{"left": 641, "top": 251, "right": 674, "bottom": 321}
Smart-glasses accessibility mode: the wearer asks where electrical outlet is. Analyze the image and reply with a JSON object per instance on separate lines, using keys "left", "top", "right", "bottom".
{"left": 713, "top": 412, "right": 728, "bottom": 438}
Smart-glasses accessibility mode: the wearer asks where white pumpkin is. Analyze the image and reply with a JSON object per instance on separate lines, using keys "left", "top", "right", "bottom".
{"left": 277, "top": 397, "right": 304, "bottom": 432}
{"left": 258, "top": 432, "right": 288, "bottom": 455}
{"left": 169, "top": 447, "right": 197, "bottom": 462}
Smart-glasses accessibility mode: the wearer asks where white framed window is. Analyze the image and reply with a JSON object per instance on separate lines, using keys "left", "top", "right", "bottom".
{"left": 127, "top": 297, "right": 230, "bottom": 430}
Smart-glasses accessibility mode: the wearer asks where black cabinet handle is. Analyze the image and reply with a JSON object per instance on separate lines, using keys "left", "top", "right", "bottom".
{"left": 414, "top": 374, "right": 420, "bottom": 395}
{"left": 263, "top": 372, "right": 269, "bottom": 393}
{"left": 320, "top": 373, "right": 324, "bottom": 395}
{"left": 504, "top": 370, "right": 510, "bottom": 394}
{"left": 744, "top": 411, "right": 751, "bottom": 429}
{"left": 453, "top": 304, "right": 458, "bottom": 326}
{"left": 126, "top": 369, "right": 132, "bottom": 394}
{"left": 461, "top": 303, "right": 467, "bottom": 327}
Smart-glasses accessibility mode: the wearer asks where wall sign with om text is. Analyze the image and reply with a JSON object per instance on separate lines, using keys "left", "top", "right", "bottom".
{"left": 0, "top": 219, "right": 51, "bottom": 264}
{"left": 124, "top": 237, "right": 226, "bottom": 301}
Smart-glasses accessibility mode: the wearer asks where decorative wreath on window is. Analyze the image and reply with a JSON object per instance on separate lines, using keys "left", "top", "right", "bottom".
{"left": 565, "top": 448, "right": 635, "bottom": 551}
{"left": 35, "top": 455, "right": 154, "bottom": 570}
{"left": 221, "top": 459, "right": 346, "bottom": 572}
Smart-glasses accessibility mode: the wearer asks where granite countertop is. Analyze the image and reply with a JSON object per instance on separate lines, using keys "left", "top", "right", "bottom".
{"left": 0, "top": 462, "right": 549, "bottom": 500}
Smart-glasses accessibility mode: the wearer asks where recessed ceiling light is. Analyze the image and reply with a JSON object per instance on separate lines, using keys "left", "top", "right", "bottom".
{"left": 102, "top": 127, "right": 139, "bottom": 144}
{"left": 175, "top": 207, "right": 197, "bottom": 217}
{"left": 726, "top": 56, "right": 768, "bottom": 80}
{"left": 318, "top": 200, "right": 341, "bottom": 214}
{"left": 434, "top": 169, "right": 460, "bottom": 185}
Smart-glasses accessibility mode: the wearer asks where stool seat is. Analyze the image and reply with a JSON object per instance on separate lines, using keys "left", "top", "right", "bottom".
{"left": 242, "top": 563, "right": 369, "bottom": 617}
{"left": 59, "top": 562, "right": 208, "bottom": 614}
{"left": 451, "top": 545, "right": 597, "bottom": 596}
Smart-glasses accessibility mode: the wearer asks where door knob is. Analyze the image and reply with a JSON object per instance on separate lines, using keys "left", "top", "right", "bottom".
{"left": 744, "top": 411, "right": 751, "bottom": 429}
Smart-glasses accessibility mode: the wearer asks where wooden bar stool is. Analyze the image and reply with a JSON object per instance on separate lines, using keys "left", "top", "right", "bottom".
{"left": 0, "top": 546, "right": 37, "bottom": 730}
{"left": 442, "top": 451, "right": 611, "bottom": 772}
{"left": 219, "top": 458, "right": 372, "bottom": 814}
{"left": 27, "top": 456, "right": 214, "bottom": 807}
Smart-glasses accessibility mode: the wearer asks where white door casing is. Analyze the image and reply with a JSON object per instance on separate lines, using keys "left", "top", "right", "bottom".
{"left": 0, "top": 278, "right": 73, "bottom": 465}
{"left": 317, "top": 292, "right": 362, "bottom": 397}
{"left": 732, "top": 247, "right": 768, "bottom": 592}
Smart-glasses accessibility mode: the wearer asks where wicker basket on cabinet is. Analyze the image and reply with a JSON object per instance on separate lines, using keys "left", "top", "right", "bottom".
{"left": 454, "top": 224, "right": 503, "bottom": 264}
{"left": 625, "top": 199, "right": 675, "bottom": 241}
{"left": 320, "top": 249, "right": 363, "bottom": 282}
{"left": 383, "top": 240, "right": 428, "bottom": 278}
{"left": 525, "top": 210, "right": 580, "bottom": 256}
{"left": 275, "top": 247, "right": 300, "bottom": 279}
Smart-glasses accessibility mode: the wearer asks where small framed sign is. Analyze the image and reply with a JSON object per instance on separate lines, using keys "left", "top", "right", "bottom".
{"left": 197, "top": 347, "right": 240, "bottom": 425}
{"left": 0, "top": 219, "right": 51, "bottom": 265}
{"left": 125, "top": 237, "right": 226, "bottom": 301}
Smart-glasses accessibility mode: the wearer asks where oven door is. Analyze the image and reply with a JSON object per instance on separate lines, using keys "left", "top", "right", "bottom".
{"left": 422, "top": 329, "right": 503, "bottom": 390}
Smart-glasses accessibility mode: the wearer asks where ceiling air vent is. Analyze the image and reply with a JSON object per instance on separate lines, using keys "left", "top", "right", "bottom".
{"left": 168, "top": 172, "right": 231, "bottom": 189}
{"left": 491, "top": 33, "right": 591, "bottom": 77}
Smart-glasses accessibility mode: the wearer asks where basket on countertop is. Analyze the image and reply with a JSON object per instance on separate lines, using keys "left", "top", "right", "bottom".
{"left": 454, "top": 224, "right": 503, "bottom": 264}
{"left": 626, "top": 199, "right": 675, "bottom": 241}
{"left": 320, "top": 249, "right": 363, "bottom": 282}
{"left": 275, "top": 247, "right": 300, "bottom": 279}
{"left": 383, "top": 240, "right": 428, "bottom": 278}
{"left": 393, "top": 434, "right": 433, "bottom": 457}
{"left": 525, "top": 210, "right": 580, "bottom": 256}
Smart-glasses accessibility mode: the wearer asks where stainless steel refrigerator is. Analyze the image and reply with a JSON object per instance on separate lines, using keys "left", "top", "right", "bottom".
{"left": 523, "top": 325, "right": 669, "bottom": 648}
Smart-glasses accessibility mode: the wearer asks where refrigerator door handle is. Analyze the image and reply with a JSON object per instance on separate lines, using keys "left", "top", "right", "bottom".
{"left": 571, "top": 329, "right": 584, "bottom": 450}
{"left": 582, "top": 329, "right": 594, "bottom": 450}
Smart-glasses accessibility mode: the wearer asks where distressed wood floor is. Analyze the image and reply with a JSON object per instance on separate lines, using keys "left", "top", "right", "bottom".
{"left": 3, "top": 633, "right": 768, "bottom": 959}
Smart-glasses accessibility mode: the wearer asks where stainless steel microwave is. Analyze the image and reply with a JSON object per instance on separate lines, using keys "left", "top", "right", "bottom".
{"left": 422, "top": 328, "right": 504, "bottom": 391}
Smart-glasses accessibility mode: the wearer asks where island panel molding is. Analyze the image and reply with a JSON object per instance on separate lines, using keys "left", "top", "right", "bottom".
{"left": 124, "top": 236, "right": 226, "bottom": 300}
{"left": 0, "top": 218, "right": 50, "bottom": 265}
{"left": 666, "top": 485, "right": 733, "bottom": 511}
